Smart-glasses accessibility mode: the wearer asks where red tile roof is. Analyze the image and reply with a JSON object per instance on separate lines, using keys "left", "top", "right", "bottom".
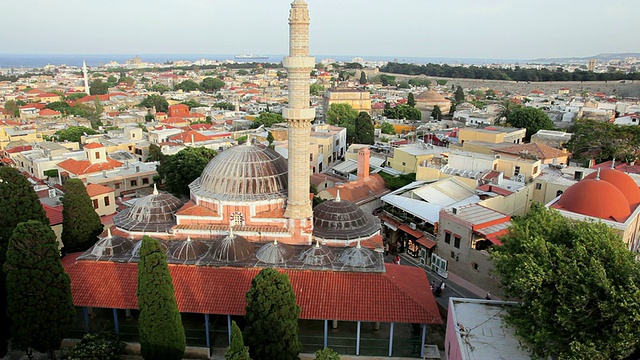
{"left": 43, "top": 203, "right": 63, "bottom": 225}
{"left": 39, "top": 108, "right": 61, "bottom": 116}
{"left": 494, "top": 143, "right": 568, "bottom": 160}
{"left": 175, "top": 201, "right": 219, "bottom": 217}
{"left": 86, "top": 183, "right": 114, "bottom": 197}
{"left": 169, "top": 130, "right": 209, "bottom": 143}
{"left": 83, "top": 142, "right": 104, "bottom": 149}
{"left": 57, "top": 158, "right": 123, "bottom": 176}
{"left": 63, "top": 255, "right": 441, "bottom": 324}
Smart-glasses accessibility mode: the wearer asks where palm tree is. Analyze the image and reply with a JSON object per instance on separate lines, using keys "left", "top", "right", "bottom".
{"left": 495, "top": 99, "right": 521, "bottom": 125}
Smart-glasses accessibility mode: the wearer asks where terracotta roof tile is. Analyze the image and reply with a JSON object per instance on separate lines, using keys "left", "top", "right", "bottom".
{"left": 57, "top": 158, "right": 123, "bottom": 176}
{"left": 43, "top": 203, "right": 63, "bottom": 225}
{"left": 494, "top": 142, "right": 567, "bottom": 160}
{"left": 86, "top": 183, "right": 114, "bottom": 197}
{"left": 175, "top": 201, "right": 219, "bottom": 217}
{"left": 83, "top": 142, "right": 104, "bottom": 149}
{"left": 63, "top": 255, "right": 442, "bottom": 324}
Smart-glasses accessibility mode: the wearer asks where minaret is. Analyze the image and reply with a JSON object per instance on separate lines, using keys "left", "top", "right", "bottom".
{"left": 82, "top": 60, "right": 90, "bottom": 95}
{"left": 283, "top": 0, "right": 315, "bottom": 220}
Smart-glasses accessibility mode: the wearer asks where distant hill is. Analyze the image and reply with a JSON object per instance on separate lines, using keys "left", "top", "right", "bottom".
{"left": 531, "top": 53, "right": 640, "bottom": 63}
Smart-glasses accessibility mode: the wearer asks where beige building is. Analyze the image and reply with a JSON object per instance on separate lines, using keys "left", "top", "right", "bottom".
{"left": 386, "top": 143, "right": 449, "bottom": 174}
{"left": 531, "top": 166, "right": 596, "bottom": 205}
{"left": 415, "top": 89, "right": 451, "bottom": 119}
{"left": 323, "top": 88, "right": 372, "bottom": 115}
{"left": 457, "top": 126, "right": 526, "bottom": 146}
{"left": 86, "top": 183, "right": 117, "bottom": 217}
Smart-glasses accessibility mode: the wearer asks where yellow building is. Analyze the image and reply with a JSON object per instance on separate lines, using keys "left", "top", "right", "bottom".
{"left": 0, "top": 124, "right": 40, "bottom": 150}
{"left": 458, "top": 126, "right": 526, "bottom": 146}
{"left": 386, "top": 143, "right": 449, "bottom": 174}
{"left": 323, "top": 88, "right": 371, "bottom": 115}
{"left": 86, "top": 183, "right": 117, "bottom": 217}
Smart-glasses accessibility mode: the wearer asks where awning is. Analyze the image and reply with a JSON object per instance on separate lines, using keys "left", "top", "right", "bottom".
{"left": 416, "top": 236, "right": 436, "bottom": 249}
{"left": 383, "top": 221, "right": 398, "bottom": 231}
{"left": 399, "top": 224, "right": 424, "bottom": 239}
{"left": 486, "top": 234, "right": 503, "bottom": 246}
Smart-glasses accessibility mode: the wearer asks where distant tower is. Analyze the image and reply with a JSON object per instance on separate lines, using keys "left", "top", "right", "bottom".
{"left": 283, "top": 0, "right": 315, "bottom": 220}
{"left": 587, "top": 59, "right": 597, "bottom": 72}
{"left": 82, "top": 60, "right": 90, "bottom": 95}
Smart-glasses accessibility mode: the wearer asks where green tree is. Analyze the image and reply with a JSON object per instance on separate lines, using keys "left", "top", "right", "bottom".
{"left": 454, "top": 86, "right": 465, "bottom": 104}
{"left": 353, "top": 112, "right": 375, "bottom": 144}
{"left": 495, "top": 99, "right": 521, "bottom": 124}
{"left": 252, "top": 112, "right": 285, "bottom": 129}
{"left": 61, "top": 179, "right": 103, "bottom": 253}
{"left": 314, "top": 348, "right": 340, "bottom": 360}
{"left": 310, "top": 83, "right": 325, "bottom": 96}
{"left": 267, "top": 131, "right": 275, "bottom": 146}
{"left": 384, "top": 104, "right": 421, "bottom": 120}
{"left": 214, "top": 102, "right": 235, "bottom": 111}
{"left": 0, "top": 167, "right": 49, "bottom": 357}
{"left": 64, "top": 92, "right": 87, "bottom": 101}
{"left": 53, "top": 126, "right": 97, "bottom": 143}
{"left": 157, "top": 146, "right": 217, "bottom": 197}
{"left": 407, "top": 92, "right": 416, "bottom": 107}
{"left": 147, "top": 84, "right": 171, "bottom": 94}
{"left": 379, "top": 122, "right": 396, "bottom": 135}
{"left": 89, "top": 79, "right": 109, "bottom": 95}
{"left": 4, "top": 220, "right": 75, "bottom": 360}
{"left": 325, "top": 103, "right": 358, "bottom": 142}
{"left": 139, "top": 94, "right": 169, "bottom": 113}
{"left": 45, "top": 101, "right": 72, "bottom": 115}
{"left": 137, "top": 236, "right": 185, "bottom": 360}
{"left": 506, "top": 107, "right": 554, "bottom": 141}
{"left": 180, "top": 99, "right": 205, "bottom": 110}
{"left": 431, "top": 105, "right": 442, "bottom": 121}
{"left": 175, "top": 80, "right": 204, "bottom": 92}
{"left": 60, "top": 331, "right": 125, "bottom": 360}
{"left": 225, "top": 321, "right": 250, "bottom": 360}
{"left": 245, "top": 268, "right": 302, "bottom": 360}
{"left": 116, "top": 76, "right": 135, "bottom": 87}
{"left": 491, "top": 203, "right": 640, "bottom": 360}
{"left": 201, "top": 77, "right": 225, "bottom": 92}
{"left": 359, "top": 71, "right": 367, "bottom": 85}
{"left": 147, "top": 143, "right": 165, "bottom": 162}
{"left": 566, "top": 119, "right": 640, "bottom": 165}
{"left": 4, "top": 100, "right": 20, "bottom": 117}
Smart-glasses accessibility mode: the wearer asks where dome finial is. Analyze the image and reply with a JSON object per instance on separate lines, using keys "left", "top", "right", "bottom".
{"left": 315, "top": 240, "right": 321, "bottom": 248}
{"left": 187, "top": 235, "right": 192, "bottom": 242}
{"left": 274, "top": 238, "right": 278, "bottom": 245}
{"left": 596, "top": 167, "right": 601, "bottom": 180}
{"left": 229, "top": 225, "right": 235, "bottom": 239}
{"left": 356, "top": 240, "right": 361, "bottom": 249}
{"left": 153, "top": 183, "right": 158, "bottom": 195}
{"left": 107, "top": 227, "right": 112, "bottom": 239}
{"left": 335, "top": 190, "right": 341, "bottom": 202}
{"left": 611, "top": 158, "right": 616, "bottom": 169}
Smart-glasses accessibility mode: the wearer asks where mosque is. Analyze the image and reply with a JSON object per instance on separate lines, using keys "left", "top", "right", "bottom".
{"left": 549, "top": 166, "right": 640, "bottom": 253}
{"left": 62, "top": 1, "right": 441, "bottom": 357}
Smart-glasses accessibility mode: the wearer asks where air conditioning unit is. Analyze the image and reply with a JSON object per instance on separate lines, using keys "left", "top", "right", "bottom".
{"left": 409, "top": 223, "right": 416, "bottom": 230}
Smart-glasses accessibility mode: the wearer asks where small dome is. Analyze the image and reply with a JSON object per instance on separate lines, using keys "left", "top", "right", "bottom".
{"left": 256, "top": 240, "right": 294, "bottom": 264}
{"left": 299, "top": 242, "right": 334, "bottom": 266}
{"left": 89, "top": 232, "right": 134, "bottom": 258}
{"left": 190, "top": 144, "right": 288, "bottom": 202}
{"left": 169, "top": 238, "right": 209, "bottom": 261}
{"left": 313, "top": 199, "right": 380, "bottom": 241}
{"left": 584, "top": 168, "right": 640, "bottom": 206}
{"left": 415, "top": 89, "right": 447, "bottom": 102}
{"left": 554, "top": 178, "right": 631, "bottom": 221}
{"left": 114, "top": 190, "right": 182, "bottom": 233}
{"left": 209, "top": 234, "right": 253, "bottom": 262}
{"left": 339, "top": 243, "right": 376, "bottom": 268}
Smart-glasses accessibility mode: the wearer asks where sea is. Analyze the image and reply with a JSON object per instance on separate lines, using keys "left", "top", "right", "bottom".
{"left": 0, "top": 54, "right": 522, "bottom": 69}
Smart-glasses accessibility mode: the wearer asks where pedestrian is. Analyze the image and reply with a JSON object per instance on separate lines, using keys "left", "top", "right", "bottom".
{"left": 430, "top": 281, "right": 435, "bottom": 291}
{"left": 394, "top": 255, "right": 401, "bottom": 265}
{"left": 384, "top": 242, "right": 389, "bottom": 256}
{"left": 440, "top": 282, "right": 446, "bottom": 291}
{"left": 485, "top": 292, "right": 491, "bottom": 300}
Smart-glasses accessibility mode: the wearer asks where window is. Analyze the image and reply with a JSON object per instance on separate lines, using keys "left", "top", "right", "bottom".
{"left": 444, "top": 232, "right": 451, "bottom": 244}
{"left": 114, "top": 183, "right": 121, "bottom": 189}
{"left": 535, "top": 183, "right": 542, "bottom": 190}
{"left": 142, "top": 178, "right": 149, "bottom": 185}
{"left": 556, "top": 190, "right": 563, "bottom": 197}
{"left": 95, "top": 151, "right": 100, "bottom": 159}
{"left": 472, "top": 262, "right": 479, "bottom": 271}
{"left": 402, "top": 161, "right": 406, "bottom": 166}
{"left": 533, "top": 166, "right": 539, "bottom": 174}
{"left": 454, "top": 236, "right": 461, "bottom": 249}
{"left": 130, "top": 180, "right": 137, "bottom": 187}
{"left": 104, "top": 196, "right": 110, "bottom": 206}
{"left": 230, "top": 212, "right": 244, "bottom": 226}
{"left": 335, "top": 139, "right": 339, "bottom": 146}
{"left": 310, "top": 153, "right": 313, "bottom": 161}
{"left": 450, "top": 251, "right": 455, "bottom": 259}
{"left": 92, "top": 199, "right": 99, "bottom": 209}
{"left": 514, "top": 166, "right": 521, "bottom": 176}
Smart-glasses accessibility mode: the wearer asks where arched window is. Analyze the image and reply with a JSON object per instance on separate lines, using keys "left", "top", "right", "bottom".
{"left": 230, "top": 212, "right": 244, "bottom": 227}
{"left": 556, "top": 190, "right": 564, "bottom": 197}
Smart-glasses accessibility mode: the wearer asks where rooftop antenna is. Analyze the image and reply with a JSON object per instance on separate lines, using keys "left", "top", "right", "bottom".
{"left": 595, "top": 167, "right": 601, "bottom": 180}
{"left": 611, "top": 158, "right": 615, "bottom": 169}
{"left": 153, "top": 183, "right": 158, "bottom": 195}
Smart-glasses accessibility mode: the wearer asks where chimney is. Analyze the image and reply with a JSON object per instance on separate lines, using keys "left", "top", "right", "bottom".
{"left": 357, "top": 147, "right": 370, "bottom": 180}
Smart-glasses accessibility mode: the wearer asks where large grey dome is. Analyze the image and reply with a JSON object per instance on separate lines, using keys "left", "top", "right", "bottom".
{"left": 313, "top": 198, "right": 380, "bottom": 241}
{"left": 190, "top": 144, "right": 288, "bottom": 201}
{"left": 114, "top": 189, "right": 182, "bottom": 233}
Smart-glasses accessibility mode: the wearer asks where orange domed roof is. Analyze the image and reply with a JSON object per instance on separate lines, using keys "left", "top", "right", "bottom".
{"left": 554, "top": 179, "right": 631, "bottom": 221}
{"left": 584, "top": 169, "right": 640, "bottom": 206}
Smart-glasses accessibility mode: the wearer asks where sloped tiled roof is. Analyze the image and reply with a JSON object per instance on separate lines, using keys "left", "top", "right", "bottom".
{"left": 39, "top": 108, "right": 62, "bottom": 116}
{"left": 63, "top": 254, "right": 441, "bottom": 324}
{"left": 86, "top": 183, "right": 114, "bottom": 197}
{"left": 43, "top": 203, "right": 63, "bottom": 225}
{"left": 324, "top": 174, "right": 389, "bottom": 205}
{"left": 169, "top": 130, "right": 209, "bottom": 144}
{"left": 494, "top": 142, "right": 567, "bottom": 160}
{"left": 175, "top": 201, "right": 219, "bottom": 217}
{"left": 57, "top": 158, "right": 123, "bottom": 176}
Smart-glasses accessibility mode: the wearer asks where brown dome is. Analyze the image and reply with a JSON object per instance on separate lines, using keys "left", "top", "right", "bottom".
{"left": 415, "top": 89, "right": 447, "bottom": 102}
{"left": 554, "top": 179, "right": 631, "bottom": 221}
{"left": 584, "top": 169, "right": 640, "bottom": 206}
{"left": 190, "top": 144, "right": 288, "bottom": 202}
{"left": 313, "top": 198, "right": 380, "bottom": 241}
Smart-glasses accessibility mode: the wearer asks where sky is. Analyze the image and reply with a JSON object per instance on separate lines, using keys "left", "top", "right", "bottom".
{"left": 2, "top": 0, "right": 639, "bottom": 60}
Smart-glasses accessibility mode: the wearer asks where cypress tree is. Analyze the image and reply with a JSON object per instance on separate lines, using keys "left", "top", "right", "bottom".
{"left": 353, "top": 112, "right": 375, "bottom": 145}
{"left": 0, "top": 167, "right": 49, "bottom": 357}
{"left": 431, "top": 105, "right": 442, "bottom": 121}
{"left": 225, "top": 321, "right": 250, "bottom": 360}
{"left": 359, "top": 71, "right": 367, "bottom": 85}
{"left": 4, "top": 220, "right": 75, "bottom": 360}
{"left": 61, "top": 179, "right": 103, "bottom": 253}
{"left": 137, "top": 236, "right": 185, "bottom": 360}
{"left": 407, "top": 92, "right": 416, "bottom": 107}
{"left": 245, "top": 268, "right": 301, "bottom": 360}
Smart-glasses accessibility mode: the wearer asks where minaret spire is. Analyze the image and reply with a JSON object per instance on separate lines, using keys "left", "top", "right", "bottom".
{"left": 283, "top": 0, "right": 315, "bottom": 220}
{"left": 82, "top": 60, "right": 90, "bottom": 95}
